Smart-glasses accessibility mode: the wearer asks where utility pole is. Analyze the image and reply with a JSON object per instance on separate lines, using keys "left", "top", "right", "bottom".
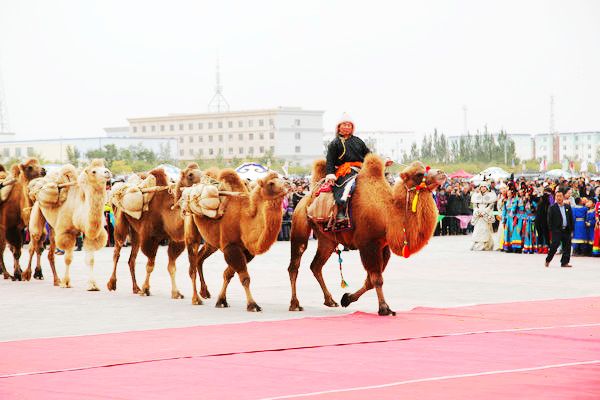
{"left": 208, "top": 53, "right": 230, "bottom": 113}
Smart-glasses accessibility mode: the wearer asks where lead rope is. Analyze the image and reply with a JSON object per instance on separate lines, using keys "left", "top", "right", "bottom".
{"left": 335, "top": 246, "right": 349, "bottom": 288}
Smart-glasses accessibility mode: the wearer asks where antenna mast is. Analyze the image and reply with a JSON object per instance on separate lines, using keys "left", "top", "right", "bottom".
{"left": 208, "top": 55, "right": 230, "bottom": 113}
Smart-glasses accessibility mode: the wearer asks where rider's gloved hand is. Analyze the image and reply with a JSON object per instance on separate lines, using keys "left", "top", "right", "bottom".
{"left": 325, "top": 174, "right": 336, "bottom": 184}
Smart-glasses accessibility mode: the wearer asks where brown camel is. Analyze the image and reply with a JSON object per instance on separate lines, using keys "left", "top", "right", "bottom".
{"left": 187, "top": 170, "right": 288, "bottom": 311}
{"left": 24, "top": 201, "right": 59, "bottom": 285}
{"left": 39, "top": 160, "right": 111, "bottom": 290}
{"left": 107, "top": 164, "right": 203, "bottom": 298}
{"left": 0, "top": 158, "right": 44, "bottom": 281}
{"left": 287, "top": 154, "right": 446, "bottom": 315}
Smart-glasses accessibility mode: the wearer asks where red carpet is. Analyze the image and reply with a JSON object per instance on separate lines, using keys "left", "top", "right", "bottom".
{"left": 1, "top": 297, "right": 599, "bottom": 399}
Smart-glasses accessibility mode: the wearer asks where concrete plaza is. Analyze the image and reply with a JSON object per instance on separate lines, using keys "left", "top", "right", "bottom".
{"left": 1, "top": 235, "right": 599, "bottom": 342}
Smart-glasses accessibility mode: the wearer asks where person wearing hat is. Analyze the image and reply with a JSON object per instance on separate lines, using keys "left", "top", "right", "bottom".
{"left": 325, "top": 113, "right": 371, "bottom": 222}
{"left": 471, "top": 181, "right": 497, "bottom": 250}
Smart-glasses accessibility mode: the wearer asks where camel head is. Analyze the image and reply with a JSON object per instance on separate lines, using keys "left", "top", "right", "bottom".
{"left": 400, "top": 161, "right": 446, "bottom": 191}
{"left": 256, "top": 172, "right": 289, "bottom": 200}
{"left": 18, "top": 158, "right": 43, "bottom": 181}
{"left": 81, "top": 159, "right": 112, "bottom": 188}
{"left": 179, "top": 162, "right": 203, "bottom": 188}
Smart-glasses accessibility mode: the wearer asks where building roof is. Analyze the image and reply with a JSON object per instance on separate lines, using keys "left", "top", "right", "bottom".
{"left": 128, "top": 107, "right": 324, "bottom": 123}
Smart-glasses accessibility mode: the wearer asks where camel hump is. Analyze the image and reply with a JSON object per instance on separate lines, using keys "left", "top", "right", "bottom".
{"left": 59, "top": 164, "right": 78, "bottom": 182}
{"left": 204, "top": 167, "right": 219, "bottom": 180}
{"left": 186, "top": 162, "right": 200, "bottom": 170}
{"left": 149, "top": 168, "right": 169, "bottom": 185}
{"left": 10, "top": 164, "right": 20, "bottom": 177}
{"left": 218, "top": 169, "right": 247, "bottom": 192}
{"left": 89, "top": 159, "right": 106, "bottom": 168}
{"left": 360, "top": 154, "right": 385, "bottom": 179}
{"left": 311, "top": 159, "right": 326, "bottom": 186}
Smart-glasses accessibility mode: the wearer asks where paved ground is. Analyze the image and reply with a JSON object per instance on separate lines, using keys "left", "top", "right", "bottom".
{"left": 1, "top": 235, "right": 599, "bottom": 341}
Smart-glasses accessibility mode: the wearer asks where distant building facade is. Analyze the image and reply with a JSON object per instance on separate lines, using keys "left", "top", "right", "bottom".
{"left": 127, "top": 107, "right": 324, "bottom": 165}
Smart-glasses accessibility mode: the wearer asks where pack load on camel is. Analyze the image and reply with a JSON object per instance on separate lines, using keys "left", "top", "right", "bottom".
{"left": 178, "top": 174, "right": 238, "bottom": 219}
{"left": 288, "top": 155, "right": 446, "bottom": 316}
{"left": 0, "top": 165, "right": 16, "bottom": 203}
{"left": 110, "top": 173, "right": 166, "bottom": 219}
{"left": 28, "top": 165, "right": 78, "bottom": 209}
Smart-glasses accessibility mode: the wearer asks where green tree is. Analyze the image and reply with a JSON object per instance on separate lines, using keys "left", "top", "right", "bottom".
{"left": 66, "top": 145, "right": 80, "bottom": 167}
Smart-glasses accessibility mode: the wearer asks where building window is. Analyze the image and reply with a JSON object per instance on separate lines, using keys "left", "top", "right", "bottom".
{"left": 218, "top": 121, "right": 223, "bottom": 129}
{"left": 189, "top": 148, "right": 194, "bottom": 156}
{"left": 218, "top": 135, "right": 223, "bottom": 142}
{"left": 239, "top": 147, "right": 244, "bottom": 154}
{"left": 238, "top": 120, "right": 243, "bottom": 128}
{"left": 199, "top": 149, "right": 204, "bottom": 156}
{"left": 270, "top": 146, "right": 275, "bottom": 153}
{"left": 259, "top": 146, "right": 264, "bottom": 153}
{"left": 294, "top": 132, "right": 301, "bottom": 140}
{"left": 179, "top": 137, "right": 184, "bottom": 143}
{"left": 151, "top": 125, "right": 156, "bottom": 132}
{"left": 160, "top": 125, "right": 164, "bottom": 132}
{"left": 295, "top": 146, "right": 301, "bottom": 153}
{"left": 170, "top": 125, "right": 174, "bottom": 131}
{"left": 189, "top": 136, "right": 194, "bottom": 143}
{"left": 188, "top": 123, "right": 193, "bottom": 130}
{"left": 209, "top": 148, "right": 214, "bottom": 155}
{"left": 2, "top": 148, "right": 8, "bottom": 157}
{"left": 259, "top": 133, "right": 264, "bottom": 140}
{"left": 208, "top": 122, "right": 213, "bottom": 129}
{"left": 132, "top": 127, "right": 137, "bottom": 133}
{"left": 198, "top": 123, "right": 203, "bottom": 129}
{"left": 228, "top": 147, "right": 233, "bottom": 155}
{"left": 199, "top": 136, "right": 203, "bottom": 142}
{"left": 179, "top": 149, "right": 184, "bottom": 156}
{"left": 259, "top": 119, "right": 264, "bottom": 127}
{"left": 249, "top": 133, "right": 254, "bottom": 140}
{"left": 294, "top": 119, "right": 301, "bottom": 126}
{"left": 249, "top": 147, "right": 254, "bottom": 154}
{"left": 228, "top": 134, "right": 233, "bottom": 140}
{"left": 269, "top": 132, "right": 275, "bottom": 139}
{"left": 563, "top": 146, "right": 566, "bottom": 150}
{"left": 575, "top": 145, "right": 578, "bottom": 150}
{"left": 269, "top": 119, "right": 274, "bottom": 126}
{"left": 209, "top": 135, "right": 213, "bottom": 142}
{"left": 27, "top": 147, "right": 34, "bottom": 156}
{"left": 142, "top": 126, "right": 146, "bottom": 133}
{"left": 179, "top": 124, "right": 184, "bottom": 130}
{"left": 248, "top": 120, "right": 254, "bottom": 127}
{"left": 228, "top": 121, "right": 233, "bottom": 128}
{"left": 238, "top": 133, "right": 243, "bottom": 140}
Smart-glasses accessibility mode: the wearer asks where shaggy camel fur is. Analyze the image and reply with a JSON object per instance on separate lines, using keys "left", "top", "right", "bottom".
{"left": 288, "top": 155, "right": 446, "bottom": 315}
{"left": 39, "top": 160, "right": 111, "bottom": 290}
{"left": 107, "top": 164, "right": 203, "bottom": 297}
{"left": 187, "top": 170, "right": 288, "bottom": 310}
{"left": 0, "top": 159, "right": 44, "bottom": 281}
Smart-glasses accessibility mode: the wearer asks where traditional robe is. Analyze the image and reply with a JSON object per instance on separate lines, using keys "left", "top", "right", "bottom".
{"left": 325, "top": 134, "right": 370, "bottom": 206}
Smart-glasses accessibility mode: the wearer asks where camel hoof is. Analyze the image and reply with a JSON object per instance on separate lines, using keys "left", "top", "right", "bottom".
{"left": 53, "top": 278, "right": 60, "bottom": 286}
{"left": 3, "top": 272, "right": 12, "bottom": 280}
{"left": 324, "top": 298, "right": 339, "bottom": 308}
{"left": 215, "top": 298, "right": 229, "bottom": 308}
{"left": 192, "top": 295, "right": 203, "bottom": 305}
{"left": 289, "top": 300, "right": 304, "bottom": 312}
{"left": 60, "top": 280, "right": 71, "bottom": 288}
{"left": 378, "top": 304, "right": 396, "bottom": 316}
{"left": 22, "top": 269, "right": 32, "bottom": 281}
{"left": 171, "top": 291, "right": 184, "bottom": 299}
{"left": 140, "top": 288, "right": 151, "bottom": 296}
{"left": 340, "top": 293, "right": 352, "bottom": 308}
{"left": 107, "top": 279, "right": 116, "bottom": 291}
{"left": 247, "top": 302, "right": 262, "bottom": 312}
{"left": 200, "top": 288, "right": 211, "bottom": 299}
{"left": 12, "top": 270, "right": 22, "bottom": 281}
{"left": 132, "top": 286, "right": 141, "bottom": 294}
{"left": 34, "top": 268, "right": 44, "bottom": 280}
{"left": 87, "top": 282, "right": 100, "bottom": 291}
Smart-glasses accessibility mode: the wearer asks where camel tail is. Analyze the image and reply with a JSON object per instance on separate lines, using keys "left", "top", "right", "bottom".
{"left": 311, "top": 159, "right": 327, "bottom": 186}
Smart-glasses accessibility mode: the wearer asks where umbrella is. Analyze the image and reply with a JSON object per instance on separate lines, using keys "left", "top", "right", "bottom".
{"left": 449, "top": 169, "right": 473, "bottom": 179}
{"left": 545, "top": 169, "right": 572, "bottom": 179}
{"left": 155, "top": 164, "right": 181, "bottom": 182}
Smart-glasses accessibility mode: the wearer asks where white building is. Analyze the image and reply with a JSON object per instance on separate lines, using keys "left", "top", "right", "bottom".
{"left": 323, "top": 131, "right": 419, "bottom": 161}
{"left": 127, "top": 107, "right": 324, "bottom": 165}
{"left": 0, "top": 136, "right": 177, "bottom": 164}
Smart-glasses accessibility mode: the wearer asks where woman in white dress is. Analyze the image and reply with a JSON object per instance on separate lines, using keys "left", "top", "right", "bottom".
{"left": 471, "top": 182, "right": 497, "bottom": 251}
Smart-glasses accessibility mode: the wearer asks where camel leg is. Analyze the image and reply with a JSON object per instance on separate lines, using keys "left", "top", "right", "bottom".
{"left": 23, "top": 240, "right": 35, "bottom": 281}
{"left": 60, "top": 247, "right": 73, "bottom": 288}
{"left": 107, "top": 239, "right": 122, "bottom": 291}
{"left": 187, "top": 240, "right": 201, "bottom": 305}
{"left": 47, "top": 229, "right": 59, "bottom": 286}
{"left": 197, "top": 244, "right": 217, "bottom": 299}
{"left": 85, "top": 250, "right": 100, "bottom": 291}
{"left": 33, "top": 245, "right": 44, "bottom": 280}
{"left": 351, "top": 245, "right": 394, "bottom": 316}
{"left": 0, "top": 237, "right": 12, "bottom": 280}
{"left": 222, "top": 244, "right": 261, "bottom": 312}
{"left": 167, "top": 241, "right": 185, "bottom": 299}
{"left": 287, "top": 220, "right": 311, "bottom": 311}
{"left": 215, "top": 265, "right": 235, "bottom": 308}
{"left": 7, "top": 227, "right": 23, "bottom": 281}
{"left": 127, "top": 234, "right": 141, "bottom": 294}
{"left": 309, "top": 238, "right": 338, "bottom": 308}
{"left": 140, "top": 240, "right": 159, "bottom": 296}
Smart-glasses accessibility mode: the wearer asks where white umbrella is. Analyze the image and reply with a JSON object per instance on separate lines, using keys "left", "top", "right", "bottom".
{"left": 156, "top": 164, "right": 181, "bottom": 182}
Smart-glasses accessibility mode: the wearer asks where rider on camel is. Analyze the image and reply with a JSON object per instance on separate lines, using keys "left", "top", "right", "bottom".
{"left": 325, "top": 113, "right": 370, "bottom": 222}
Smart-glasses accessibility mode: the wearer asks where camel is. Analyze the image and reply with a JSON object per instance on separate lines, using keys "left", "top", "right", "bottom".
{"left": 38, "top": 159, "right": 111, "bottom": 290}
{"left": 24, "top": 202, "right": 59, "bottom": 285}
{"left": 186, "top": 170, "right": 288, "bottom": 311}
{"left": 107, "top": 163, "right": 203, "bottom": 298}
{"left": 0, "top": 158, "right": 44, "bottom": 281}
{"left": 287, "top": 154, "right": 446, "bottom": 315}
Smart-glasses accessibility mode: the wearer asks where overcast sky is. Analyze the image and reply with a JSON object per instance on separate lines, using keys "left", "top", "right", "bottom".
{"left": 1, "top": 0, "right": 599, "bottom": 140}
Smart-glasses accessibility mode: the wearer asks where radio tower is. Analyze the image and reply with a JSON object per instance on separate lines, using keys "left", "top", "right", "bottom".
{"left": 207, "top": 55, "right": 230, "bottom": 113}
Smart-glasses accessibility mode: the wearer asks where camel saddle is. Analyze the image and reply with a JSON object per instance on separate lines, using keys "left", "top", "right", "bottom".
{"left": 28, "top": 167, "right": 75, "bottom": 209}
{"left": 111, "top": 174, "right": 158, "bottom": 220}
{"left": 0, "top": 171, "right": 15, "bottom": 203}
{"left": 179, "top": 176, "right": 229, "bottom": 219}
